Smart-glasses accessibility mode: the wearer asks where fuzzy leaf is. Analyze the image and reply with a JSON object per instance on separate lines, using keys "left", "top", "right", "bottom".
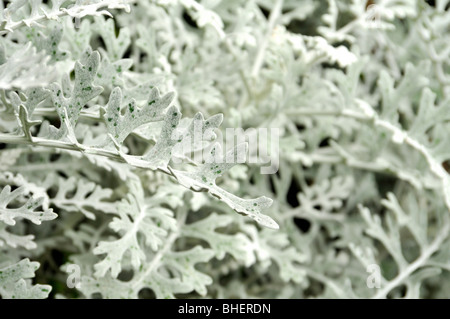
{"left": 0, "top": 259, "right": 51, "bottom": 299}
{"left": 46, "top": 175, "right": 116, "bottom": 220}
{"left": 49, "top": 50, "right": 103, "bottom": 131}
{"left": 171, "top": 143, "right": 278, "bottom": 229}
{"left": 0, "top": 43, "right": 57, "bottom": 90}
{"left": 104, "top": 87, "right": 174, "bottom": 144}
{"left": 0, "top": 185, "right": 56, "bottom": 226}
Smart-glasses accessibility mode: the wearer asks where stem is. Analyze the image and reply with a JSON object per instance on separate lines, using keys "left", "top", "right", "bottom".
{"left": 223, "top": 39, "right": 254, "bottom": 103}
{"left": 34, "top": 108, "right": 101, "bottom": 122}
{"left": 251, "top": 0, "right": 284, "bottom": 78}
{"left": 0, "top": 133, "right": 123, "bottom": 161}
{"left": 285, "top": 108, "right": 370, "bottom": 121}
{"left": 7, "top": 162, "right": 81, "bottom": 172}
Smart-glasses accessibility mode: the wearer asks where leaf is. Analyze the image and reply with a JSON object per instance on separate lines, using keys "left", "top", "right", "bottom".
{"left": 157, "top": 246, "right": 214, "bottom": 296}
{"left": 0, "top": 43, "right": 57, "bottom": 90}
{"left": 93, "top": 17, "right": 131, "bottom": 61}
{"left": 0, "top": 0, "right": 132, "bottom": 35}
{"left": 142, "top": 109, "right": 223, "bottom": 168}
{"left": 94, "top": 53, "right": 133, "bottom": 88}
{"left": 80, "top": 203, "right": 215, "bottom": 298}
{"left": 0, "top": 185, "right": 57, "bottom": 226}
{"left": 302, "top": 35, "right": 357, "bottom": 67}
{"left": 0, "top": 178, "right": 50, "bottom": 249}
{"left": 46, "top": 175, "right": 116, "bottom": 220}
{"left": 62, "top": 18, "right": 92, "bottom": 59}
{"left": 409, "top": 88, "right": 450, "bottom": 141}
{"left": 0, "top": 259, "right": 51, "bottom": 299}
{"left": 104, "top": 87, "right": 174, "bottom": 144}
{"left": 49, "top": 50, "right": 103, "bottom": 137}
{"left": 180, "top": 0, "right": 225, "bottom": 38}
{"left": 258, "top": 229, "right": 307, "bottom": 283}
{"left": 0, "top": 172, "right": 50, "bottom": 209}
{"left": 297, "top": 176, "right": 354, "bottom": 214}
{"left": 0, "top": 223, "right": 37, "bottom": 249}
{"left": 81, "top": 246, "right": 214, "bottom": 298}
{"left": 25, "top": 23, "right": 69, "bottom": 63}
{"left": 182, "top": 212, "right": 256, "bottom": 266}
{"left": 359, "top": 204, "right": 408, "bottom": 270}
{"left": 0, "top": 149, "right": 22, "bottom": 171}
{"left": 170, "top": 143, "right": 279, "bottom": 229}
{"left": 93, "top": 179, "right": 177, "bottom": 277}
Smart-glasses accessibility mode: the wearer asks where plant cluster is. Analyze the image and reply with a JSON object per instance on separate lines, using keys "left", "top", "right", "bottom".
{"left": 0, "top": 0, "right": 449, "bottom": 299}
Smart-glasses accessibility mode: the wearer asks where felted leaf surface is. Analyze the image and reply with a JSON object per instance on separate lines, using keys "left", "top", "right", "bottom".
{"left": 0, "top": 185, "right": 56, "bottom": 226}
{"left": 0, "top": 259, "right": 51, "bottom": 299}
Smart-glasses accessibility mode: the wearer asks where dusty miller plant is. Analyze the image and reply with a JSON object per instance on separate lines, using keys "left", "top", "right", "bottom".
{"left": 0, "top": 0, "right": 449, "bottom": 299}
